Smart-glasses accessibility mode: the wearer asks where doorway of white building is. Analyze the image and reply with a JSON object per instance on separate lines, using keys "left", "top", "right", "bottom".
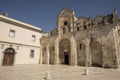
{"left": 2, "top": 48, "right": 15, "bottom": 66}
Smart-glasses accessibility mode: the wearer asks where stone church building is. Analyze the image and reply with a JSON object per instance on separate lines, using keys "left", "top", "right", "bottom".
{"left": 40, "top": 8, "right": 120, "bottom": 68}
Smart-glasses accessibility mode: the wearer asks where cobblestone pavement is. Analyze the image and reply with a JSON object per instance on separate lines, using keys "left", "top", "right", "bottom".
{"left": 0, "top": 64, "right": 120, "bottom": 80}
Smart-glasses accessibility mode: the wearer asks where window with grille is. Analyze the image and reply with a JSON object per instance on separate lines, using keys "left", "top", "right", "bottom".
{"left": 9, "top": 29, "right": 15, "bottom": 37}
{"left": 32, "top": 35, "right": 36, "bottom": 41}
{"left": 30, "top": 50, "right": 34, "bottom": 58}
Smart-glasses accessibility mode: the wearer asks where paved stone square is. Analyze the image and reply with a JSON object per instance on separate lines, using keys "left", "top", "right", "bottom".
{"left": 0, "top": 64, "right": 120, "bottom": 80}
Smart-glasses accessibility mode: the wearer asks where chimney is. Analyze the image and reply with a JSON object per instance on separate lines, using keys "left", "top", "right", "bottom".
{"left": 2, "top": 12, "right": 8, "bottom": 17}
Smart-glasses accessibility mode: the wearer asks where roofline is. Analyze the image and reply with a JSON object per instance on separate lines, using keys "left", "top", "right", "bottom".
{"left": 0, "top": 15, "right": 42, "bottom": 33}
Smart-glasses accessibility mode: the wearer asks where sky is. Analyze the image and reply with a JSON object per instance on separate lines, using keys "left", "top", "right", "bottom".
{"left": 0, "top": 0, "right": 120, "bottom": 32}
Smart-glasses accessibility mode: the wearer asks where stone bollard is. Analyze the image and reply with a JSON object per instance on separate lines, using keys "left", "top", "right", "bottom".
{"left": 44, "top": 72, "right": 51, "bottom": 80}
{"left": 85, "top": 68, "right": 89, "bottom": 75}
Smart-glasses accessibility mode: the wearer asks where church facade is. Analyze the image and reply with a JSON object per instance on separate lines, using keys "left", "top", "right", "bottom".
{"left": 40, "top": 8, "right": 120, "bottom": 68}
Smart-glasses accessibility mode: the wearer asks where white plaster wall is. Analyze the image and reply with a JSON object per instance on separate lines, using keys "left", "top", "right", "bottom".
{"left": 14, "top": 46, "right": 40, "bottom": 64}
{"left": 0, "top": 41, "right": 40, "bottom": 65}
{"left": 0, "top": 20, "right": 42, "bottom": 65}
{"left": 0, "top": 21, "right": 42, "bottom": 47}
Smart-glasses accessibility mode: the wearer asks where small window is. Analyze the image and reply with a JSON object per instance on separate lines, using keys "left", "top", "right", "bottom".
{"left": 9, "top": 29, "right": 15, "bottom": 37}
{"left": 63, "top": 28, "right": 65, "bottom": 34}
{"left": 44, "top": 47, "right": 46, "bottom": 51}
{"left": 77, "top": 26, "right": 79, "bottom": 31}
{"left": 30, "top": 50, "right": 34, "bottom": 58}
{"left": 80, "top": 44, "right": 82, "bottom": 49}
{"left": 53, "top": 47, "right": 54, "bottom": 51}
{"left": 84, "top": 26, "right": 87, "bottom": 30}
{"left": 90, "top": 33, "right": 93, "bottom": 42}
{"left": 32, "top": 35, "right": 36, "bottom": 41}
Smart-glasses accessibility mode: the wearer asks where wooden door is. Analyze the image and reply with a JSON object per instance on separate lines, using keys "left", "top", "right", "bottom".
{"left": 3, "top": 53, "right": 14, "bottom": 66}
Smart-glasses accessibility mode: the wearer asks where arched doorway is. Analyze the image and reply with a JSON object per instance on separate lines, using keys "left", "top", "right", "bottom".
{"left": 90, "top": 41, "right": 103, "bottom": 67}
{"left": 3, "top": 48, "right": 15, "bottom": 66}
{"left": 59, "top": 39, "right": 71, "bottom": 65}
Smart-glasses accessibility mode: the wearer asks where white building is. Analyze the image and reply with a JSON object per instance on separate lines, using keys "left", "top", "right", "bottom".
{"left": 0, "top": 13, "right": 42, "bottom": 66}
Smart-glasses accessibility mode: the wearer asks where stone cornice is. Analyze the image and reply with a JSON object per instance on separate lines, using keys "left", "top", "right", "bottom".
{"left": 0, "top": 15, "right": 42, "bottom": 33}
{"left": 0, "top": 40, "right": 40, "bottom": 48}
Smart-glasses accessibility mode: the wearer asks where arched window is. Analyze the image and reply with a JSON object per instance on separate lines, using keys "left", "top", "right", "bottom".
{"left": 84, "top": 26, "right": 87, "bottom": 30}
{"left": 80, "top": 44, "right": 82, "bottom": 49}
{"left": 77, "top": 23, "right": 80, "bottom": 31}
{"left": 63, "top": 28, "right": 65, "bottom": 34}
{"left": 77, "top": 26, "right": 80, "bottom": 31}
{"left": 53, "top": 47, "right": 54, "bottom": 51}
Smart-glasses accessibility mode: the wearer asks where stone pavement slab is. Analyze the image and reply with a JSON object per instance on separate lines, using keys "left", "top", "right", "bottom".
{"left": 0, "top": 64, "right": 120, "bottom": 80}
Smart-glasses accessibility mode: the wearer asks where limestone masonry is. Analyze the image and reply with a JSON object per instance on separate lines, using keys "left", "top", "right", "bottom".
{"left": 40, "top": 8, "right": 120, "bottom": 68}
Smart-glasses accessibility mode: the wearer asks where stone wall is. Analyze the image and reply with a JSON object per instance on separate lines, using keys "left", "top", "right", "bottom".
{"left": 40, "top": 8, "right": 120, "bottom": 68}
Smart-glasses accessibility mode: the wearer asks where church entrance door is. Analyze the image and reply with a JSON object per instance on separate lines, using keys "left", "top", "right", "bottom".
{"left": 64, "top": 52, "right": 69, "bottom": 64}
{"left": 59, "top": 39, "right": 71, "bottom": 65}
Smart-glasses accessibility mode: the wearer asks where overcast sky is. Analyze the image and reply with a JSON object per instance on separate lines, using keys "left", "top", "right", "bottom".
{"left": 0, "top": 0, "right": 120, "bottom": 32}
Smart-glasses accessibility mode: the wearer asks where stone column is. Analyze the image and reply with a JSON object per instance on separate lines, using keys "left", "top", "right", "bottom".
{"left": 117, "top": 37, "right": 120, "bottom": 67}
{"left": 39, "top": 45, "right": 43, "bottom": 64}
{"left": 114, "top": 37, "right": 119, "bottom": 68}
{"left": 101, "top": 36, "right": 106, "bottom": 67}
{"left": 54, "top": 37, "right": 60, "bottom": 65}
{"left": 112, "top": 27, "right": 119, "bottom": 68}
{"left": 85, "top": 39, "right": 91, "bottom": 67}
{"left": 70, "top": 36, "right": 77, "bottom": 66}
{"left": 46, "top": 45, "right": 50, "bottom": 64}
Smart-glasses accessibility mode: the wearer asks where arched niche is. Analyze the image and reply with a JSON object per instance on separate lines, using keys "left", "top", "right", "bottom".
{"left": 90, "top": 41, "right": 103, "bottom": 67}
{"left": 77, "top": 43, "right": 86, "bottom": 66}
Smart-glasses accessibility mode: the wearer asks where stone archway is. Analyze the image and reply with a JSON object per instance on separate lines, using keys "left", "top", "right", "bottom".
{"left": 59, "top": 39, "right": 71, "bottom": 65}
{"left": 90, "top": 41, "right": 103, "bottom": 67}
{"left": 3, "top": 48, "right": 15, "bottom": 66}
